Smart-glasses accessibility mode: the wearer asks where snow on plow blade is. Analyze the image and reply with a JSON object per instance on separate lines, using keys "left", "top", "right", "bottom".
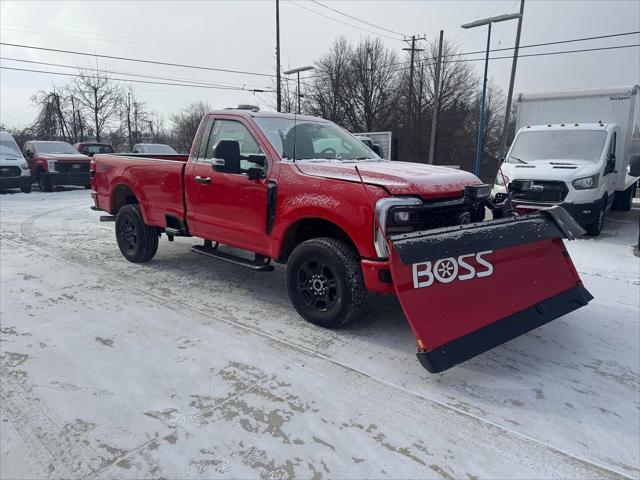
{"left": 387, "top": 206, "right": 593, "bottom": 373}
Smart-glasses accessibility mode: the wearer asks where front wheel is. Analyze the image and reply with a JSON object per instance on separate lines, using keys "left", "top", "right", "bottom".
{"left": 586, "top": 196, "right": 606, "bottom": 236}
{"left": 20, "top": 183, "right": 32, "bottom": 194}
{"left": 115, "top": 204, "right": 159, "bottom": 263}
{"left": 286, "top": 237, "right": 366, "bottom": 328}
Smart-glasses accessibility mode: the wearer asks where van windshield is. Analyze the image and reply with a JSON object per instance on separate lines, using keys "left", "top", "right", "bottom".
{"left": 508, "top": 130, "right": 608, "bottom": 163}
{"left": 0, "top": 140, "right": 22, "bottom": 157}
{"left": 254, "top": 117, "right": 380, "bottom": 161}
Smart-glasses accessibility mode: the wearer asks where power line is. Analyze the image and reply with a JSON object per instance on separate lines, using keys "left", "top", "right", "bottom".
{"left": 309, "top": 0, "right": 407, "bottom": 37}
{"left": 0, "top": 57, "right": 268, "bottom": 90}
{"left": 286, "top": 0, "right": 404, "bottom": 41}
{"left": 0, "top": 66, "right": 273, "bottom": 92}
{"left": 0, "top": 42, "right": 277, "bottom": 78}
{"left": 384, "top": 30, "right": 640, "bottom": 70}
{"left": 299, "top": 42, "right": 640, "bottom": 83}
{"left": 445, "top": 29, "right": 640, "bottom": 58}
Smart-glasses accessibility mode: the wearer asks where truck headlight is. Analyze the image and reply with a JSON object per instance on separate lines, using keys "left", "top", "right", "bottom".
{"left": 494, "top": 173, "right": 509, "bottom": 186}
{"left": 47, "top": 159, "right": 56, "bottom": 172}
{"left": 374, "top": 197, "right": 422, "bottom": 258}
{"left": 20, "top": 163, "right": 29, "bottom": 170}
{"left": 572, "top": 175, "right": 598, "bottom": 190}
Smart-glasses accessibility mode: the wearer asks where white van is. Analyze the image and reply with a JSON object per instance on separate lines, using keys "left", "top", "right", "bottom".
{"left": 0, "top": 131, "right": 32, "bottom": 193}
{"left": 494, "top": 86, "right": 639, "bottom": 236}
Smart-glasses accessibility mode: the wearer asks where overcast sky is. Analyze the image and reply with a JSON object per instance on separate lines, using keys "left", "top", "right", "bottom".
{"left": 1, "top": 0, "right": 639, "bottom": 127}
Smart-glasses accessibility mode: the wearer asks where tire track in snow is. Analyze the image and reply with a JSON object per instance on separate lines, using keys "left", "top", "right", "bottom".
{"left": 2, "top": 203, "right": 634, "bottom": 480}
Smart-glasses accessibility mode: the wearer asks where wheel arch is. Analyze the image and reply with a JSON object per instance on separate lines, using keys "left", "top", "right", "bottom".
{"left": 111, "top": 183, "right": 139, "bottom": 215}
{"left": 277, "top": 217, "right": 360, "bottom": 262}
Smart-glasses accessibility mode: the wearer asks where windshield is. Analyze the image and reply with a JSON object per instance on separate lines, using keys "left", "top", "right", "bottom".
{"left": 254, "top": 117, "right": 380, "bottom": 161}
{"left": 34, "top": 142, "right": 78, "bottom": 154}
{"left": 82, "top": 144, "right": 114, "bottom": 155}
{"left": 0, "top": 140, "right": 22, "bottom": 157}
{"left": 136, "top": 144, "right": 177, "bottom": 154}
{"left": 508, "top": 130, "right": 607, "bottom": 163}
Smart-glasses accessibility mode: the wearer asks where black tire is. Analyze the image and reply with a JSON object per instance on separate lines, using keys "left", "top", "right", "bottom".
{"left": 612, "top": 182, "right": 636, "bottom": 211}
{"left": 38, "top": 172, "right": 52, "bottom": 192}
{"left": 286, "top": 237, "right": 366, "bottom": 328}
{"left": 586, "top": 196, "right": 606, "bottom": 236}
{"left": 84, "top": 184, "right": 92, "bottom": 190}
{"left": 20, "top": 184, "right": 32, "bottom": 194}
{"left": 115, "top": 204, "right": 159, "bottom": 263}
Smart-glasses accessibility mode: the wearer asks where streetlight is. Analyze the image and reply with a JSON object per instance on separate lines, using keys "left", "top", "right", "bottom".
{"left": 283, "top": 65, "right": 314, "bottom": 114}
{"left": 462, "top": 12, "right": 521, "bottom": 178}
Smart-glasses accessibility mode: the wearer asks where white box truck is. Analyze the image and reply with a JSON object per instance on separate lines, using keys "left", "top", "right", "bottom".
{"left": 493, "top": 85, "right": 639, "bottom": 235}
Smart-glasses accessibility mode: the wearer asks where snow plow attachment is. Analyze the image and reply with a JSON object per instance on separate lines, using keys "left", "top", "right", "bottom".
{"left": 387, "top": 206, "right": 593, "bottom": 373}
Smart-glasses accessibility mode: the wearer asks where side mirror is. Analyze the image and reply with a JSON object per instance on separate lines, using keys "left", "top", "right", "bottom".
{"left": 372, "top": 144, "right": 383, "bottom": 157}
{"left": 25, "top": 150, "right": 33, "bottom": 159}
{"left": 212, "top": 139, "right": 241, "bottom": 174}
{"left": 81, "top": 148, "right": 90, "bottom": 156}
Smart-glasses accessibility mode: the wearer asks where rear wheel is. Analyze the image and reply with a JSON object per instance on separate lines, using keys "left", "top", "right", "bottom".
{"left": 115, "top": 204, "right": 159, "bottom": 263}
{"left": 612, "top": 182, "right": 636, "bottom": 211}
{"left": 38, "top": 172, "right": 52, "bottom": 192}
{"left": 586, "top": 196, "right": 606, "bottom": 236}
{"left": 286, "top": 237, "right": 365, "bottom": 328}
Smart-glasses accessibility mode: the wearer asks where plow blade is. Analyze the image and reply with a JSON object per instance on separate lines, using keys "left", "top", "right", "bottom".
{"left": 387, "top": 207, "right": 593, "bottom": 373}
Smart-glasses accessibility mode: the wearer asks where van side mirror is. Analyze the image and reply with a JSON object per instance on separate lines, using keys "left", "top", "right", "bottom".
{"left": 372, "top": 144, "right": 383, "bottom": 157}
{"left": 25, "top": 150, "right": 33, "bottom": 159}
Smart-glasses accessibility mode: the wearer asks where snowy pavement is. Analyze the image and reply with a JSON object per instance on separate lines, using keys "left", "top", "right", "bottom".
{"left": 1, "top": 189, "right": 638, "bottom": 479}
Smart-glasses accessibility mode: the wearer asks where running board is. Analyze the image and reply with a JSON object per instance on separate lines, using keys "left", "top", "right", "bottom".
{"left": 191, "top": 244, "right": 274, "bottom": 271}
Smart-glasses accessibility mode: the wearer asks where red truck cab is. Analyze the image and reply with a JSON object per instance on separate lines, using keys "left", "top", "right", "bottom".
{"left": 92, "top": 108, "right": 592, "bottom": 373}
{"left": 23, "top": 140, "right": 91, "bottom": 191}
{"left": 74, "top": 142, "right": 115, "bottom": 157}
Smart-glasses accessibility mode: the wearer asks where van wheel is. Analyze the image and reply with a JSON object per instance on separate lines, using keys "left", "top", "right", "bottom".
{"left": 286, "top": 237, "right": 366, "bottom": 329}
{"left": 612, "top": 182, "right": 636, "bottom": 211}
{"left": 38, "top": 172, "right": 52, "bottom": 192}
{"left": 115, "top": 204, "right": 159, "bottom": 263}
{"left": 586, "top": 196, "right": 606, "bottom": 236}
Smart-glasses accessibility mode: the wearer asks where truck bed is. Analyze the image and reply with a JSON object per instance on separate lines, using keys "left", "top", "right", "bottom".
{"left": 92, "top": 153, "right": 188, "bottom": 226}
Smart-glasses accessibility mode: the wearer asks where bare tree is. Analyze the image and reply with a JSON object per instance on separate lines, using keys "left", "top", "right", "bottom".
{"left": 170, "top": 101, "right": 210, "bottom": 153}
{"left": 72, "top": 67, "right": 122, "bottom": 142}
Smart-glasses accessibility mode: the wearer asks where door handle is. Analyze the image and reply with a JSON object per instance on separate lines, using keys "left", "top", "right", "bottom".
{"left": 195, "top": 176, "right": 212, "bottom": 184}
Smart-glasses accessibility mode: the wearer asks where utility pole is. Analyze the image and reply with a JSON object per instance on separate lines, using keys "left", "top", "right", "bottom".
{"left": 276, "top": 0, "right": 282, "bottom": 112}
{"left": 498, "top": 0, "right": 525, "bottom": 162}
{"left": 428, "top": 30, "right": 444, "bottom": 165}
{"left": 402, "top": 36, "right": 425, "bottom": 124}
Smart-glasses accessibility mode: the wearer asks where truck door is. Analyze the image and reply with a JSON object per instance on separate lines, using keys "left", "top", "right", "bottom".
{"left": 185, "top": 117, "right": 269, "bottom": 254}
{"left": 603, "top": 130, "right": 618, "bottom": 205}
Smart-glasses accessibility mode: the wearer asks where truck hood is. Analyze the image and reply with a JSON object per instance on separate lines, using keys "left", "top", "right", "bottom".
{"left": 0, "top": 155, "right": 26, "bottom": 166}
{"left": 38, "top": 153, "right": 90, "bottom": 162}
{"left": 295, "top": 160, "right": 481, "bottom": 199}
{"left": 501, "top": 159, "right": 600, "bottom": 182}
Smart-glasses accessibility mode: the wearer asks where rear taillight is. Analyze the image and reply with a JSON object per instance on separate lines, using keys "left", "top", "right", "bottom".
{"left": 90, "top": 159, "right": 96, "bottom": 178}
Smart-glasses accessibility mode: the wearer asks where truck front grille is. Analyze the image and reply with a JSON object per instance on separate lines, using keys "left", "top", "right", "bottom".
{"left": 56, "top": 162, "right": 89, "bottom": 173}
{"left": 517, "top": 181, "right": 568, "bottom": 203}
{"left": 0, "top": 166, "right": 21, "bottom": 177}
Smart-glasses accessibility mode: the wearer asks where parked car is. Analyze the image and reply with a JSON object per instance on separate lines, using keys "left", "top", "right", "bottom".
{"left": 494, "top": 85, "right": 640, "bottom": 236}
{"left": 0, "top": 131, "right": 32, "bottom": 193}
{"left": 132, "top": 143, "right": 177, "bottom": 154}
{"left": 22, "top": 141, "right": 91, "bottom": 192}
{"left": 91, "top": 108, "right": 592, "bottom": 373}
{"left": 73, "top": 142, "right": 115, "bottom": 156}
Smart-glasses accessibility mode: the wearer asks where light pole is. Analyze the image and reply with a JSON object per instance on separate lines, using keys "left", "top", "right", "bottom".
{"left": 461, "top": 12, "right": 521, "bottom": 178}
{"left": 283, "top": 65, "right": 314, "bottom": 114}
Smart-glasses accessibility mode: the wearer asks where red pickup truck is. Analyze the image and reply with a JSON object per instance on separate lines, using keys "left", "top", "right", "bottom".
{"left": 23, "top": 140, "right": 91, "bottom": 191}
{"left": 92, "top": 108, "right": 592, "bottom": 373}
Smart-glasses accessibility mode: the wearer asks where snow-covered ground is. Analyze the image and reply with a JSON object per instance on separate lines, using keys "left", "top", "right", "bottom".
{"left": 1, "top": 188, "right": 638, "bottom": 479}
